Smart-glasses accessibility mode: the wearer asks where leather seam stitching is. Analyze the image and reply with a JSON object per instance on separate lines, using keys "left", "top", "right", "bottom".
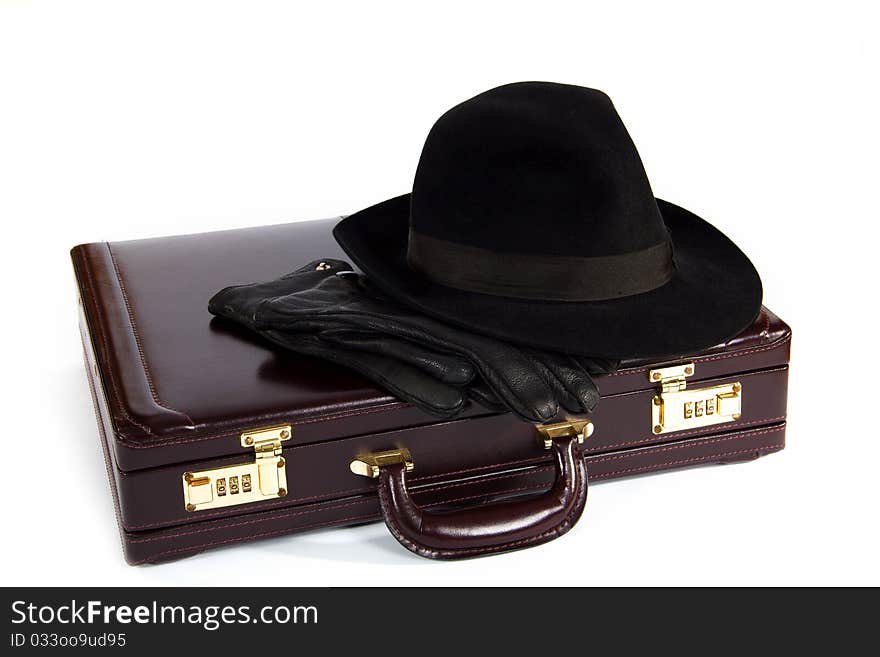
{"left": 399, "top": 415, "right": 788, "bottom": 485}
{"left": 140, "top": 480, "right": 555, "bottom": 561}
{"left": 141, "top": 511, "right": 378, "bottom": 563}
{"left": 127, "top": 499, "right": 375, "bottom": 544}
{"left": 592, "top": 442, "right": 785, "bottom": 479}
{"left": 378, "top": 427, "right": 781, "bottom": 558}
{"left": 592, "top": 416, "right": 787, "bottom": 452}
{"left": 77, "top": 248, "right": 158, "bottom": 437}
{"left": 377, "top": 444, "right": 588, "bottom": 559}
{"left": 121, "top": 422, "right": 786, "bottom": 530}
{"left": 122, "top": 464, "right": 559, "bottom": 530}
{"left": 127, "top": 480, "right": 553, "bottom": 544}
{"left": 112, "top": 345, "right": 790, "bottom": 449}
{"left": 127, "top": 436, "right": 784, "bottom": 561}
{"left": 605, "top": 333, "right": 792, "bottom": 378}
{"left": 112, "top": 373, "right": 785, "bottom": 451}
{"left": 114, "top": 401, "right": 415, "bottom": 448}
{"left": 109, "top": 341, "right": 790, "bottom": 449}
{"left": 80, "top": 335, "right": 131, "bottom": 559}
{"left": 105, "top": 243, "right": 194, "bottom": 425}
{"left": 377, "top": 425, "right": 786, "bottom": 559}
{"left": 590, "top": 424, "right": 785, "bottom": 465}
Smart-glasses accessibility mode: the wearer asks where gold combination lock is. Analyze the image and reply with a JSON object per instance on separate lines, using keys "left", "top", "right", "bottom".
{"left": 650, "top": 363, "right": 742, "bottom": 435}
{"left": 182, "top": 424, "right": 291, "bottom": 512}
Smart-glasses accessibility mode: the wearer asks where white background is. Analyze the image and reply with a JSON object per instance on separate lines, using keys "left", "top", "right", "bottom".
{"left": 1, "top": 0, "right": 877, "bottom": 587}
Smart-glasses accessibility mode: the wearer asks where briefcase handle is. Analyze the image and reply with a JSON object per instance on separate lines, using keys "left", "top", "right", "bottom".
{"left": 352, "top": 432, "right": 588, "bottom": 560}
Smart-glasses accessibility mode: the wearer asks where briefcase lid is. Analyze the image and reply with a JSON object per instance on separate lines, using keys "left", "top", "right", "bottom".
{"left": 72, "top": 217, "right": 791, "bottom": 472}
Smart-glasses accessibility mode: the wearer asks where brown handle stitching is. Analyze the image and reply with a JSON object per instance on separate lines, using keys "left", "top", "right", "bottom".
{"left": 375, "top": 437, "right": 588, "bottom": 559}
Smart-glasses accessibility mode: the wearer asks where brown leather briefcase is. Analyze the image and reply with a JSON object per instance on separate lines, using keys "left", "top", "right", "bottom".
{"left": 71, "top": 217, "right": 791, "bottom": 564}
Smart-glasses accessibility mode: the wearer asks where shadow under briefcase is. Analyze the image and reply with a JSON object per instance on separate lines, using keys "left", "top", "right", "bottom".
{"left": 71, "top": 217, "right": 791, "bottom": 564}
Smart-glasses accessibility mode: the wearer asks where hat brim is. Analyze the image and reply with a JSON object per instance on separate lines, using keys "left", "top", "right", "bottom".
{"left": 333, "top": 194, "right": 762, "bottom": 359}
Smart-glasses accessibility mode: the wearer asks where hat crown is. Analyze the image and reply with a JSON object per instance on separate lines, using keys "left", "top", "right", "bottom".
{"left": 410, "top": 82, "right": 668, "bottom": 258}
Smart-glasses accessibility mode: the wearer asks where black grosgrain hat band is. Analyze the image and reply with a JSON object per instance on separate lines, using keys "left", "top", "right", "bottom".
{"left": 333, "top": 82, "right": 764, "bottom": 357}
{"left": 407, "top": 230, "right": 676, "bottom": 301}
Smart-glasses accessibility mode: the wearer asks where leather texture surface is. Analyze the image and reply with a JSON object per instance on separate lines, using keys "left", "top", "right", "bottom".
{"left": 83, "top": 321, "right": 786, "bottom": 564}
{"left": 71, "top": 218, "right": 791, "bottom": 471}
{"left": 209, "top": 257, "right": 603, "bottom": 423}
{"left": 72, "top": 217, "right": 791, "bottom": 563}
{"left": 376, "top": 435, "right": 588, "bottom": 559}
{"left": 81, "top": 312, "right": 788, "bottom": 536}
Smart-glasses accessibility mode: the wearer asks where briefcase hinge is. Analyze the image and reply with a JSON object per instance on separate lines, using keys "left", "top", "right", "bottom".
{"left": 650, "top": 362, "right": 742, "bottom": 435}
{"left": 182, "top": 424, "right": 291, "bottom": 512}
{"left": 651, "top": 362, "right": 693, "bottom": 393}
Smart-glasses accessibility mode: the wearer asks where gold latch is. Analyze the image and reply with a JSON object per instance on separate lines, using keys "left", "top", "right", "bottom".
{"left": 650, "top": 363, "right": 742, "bottom": 435}
{"left": 535, "top": 419, "right": 594, "bottom": 449}
{"left": 348, "top": 419, "right": 595, "bottom": 480}
{"left": 349, "top": 448, "right": 414, "bottom": 479}
{"left": 182, "top": 424, "right": 291, "bottom": 512}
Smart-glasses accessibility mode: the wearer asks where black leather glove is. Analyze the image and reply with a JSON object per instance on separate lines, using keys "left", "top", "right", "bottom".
{"left": 210, "top": 260, "right": 473, "bottom": 418}
{"left": 210, "top": 260, "right": 614, "bottom": 422}
{"left": 258, "top": 328, "right": 470, "bottom": 418}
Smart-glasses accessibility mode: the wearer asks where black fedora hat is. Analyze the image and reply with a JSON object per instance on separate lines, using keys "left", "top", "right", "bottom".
{"left": 333, "top": 82, "right": 762, "bottom": 359}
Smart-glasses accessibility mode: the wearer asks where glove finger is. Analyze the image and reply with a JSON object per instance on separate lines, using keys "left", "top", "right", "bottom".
{"left": 465, "top": 344, "right": 559, "bottom": 422}
{"left": 209, "top": 259, "right": 352, "bottom": 328}
{"left": 259, "top": 330, "right": 466, "bottom": 419}
{"left": 465, "top": 379, "right": 507, "bottom": 413}
{"left": 355, "top": 332, "right": 560, "bottom": 423}
{"left": 247, "top": 265, "right": 560, "bottom": 421}
{"left": 334, "top": 331, "right": 559, "bottom": 422}
{"left": 259, "top": 291, "right": 559, "bottom": 421}
{"left": 320, "top": 329, "right": 475, "bottom": 385}
{"left": 525, "top": 350, "right": 600, "bottom": 413}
